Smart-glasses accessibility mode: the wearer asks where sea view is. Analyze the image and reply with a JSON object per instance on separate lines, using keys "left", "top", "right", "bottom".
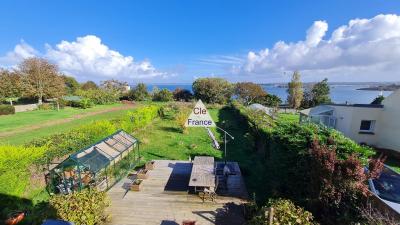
{"left": 146, "top": 84, "right": 393, "bottom": 104}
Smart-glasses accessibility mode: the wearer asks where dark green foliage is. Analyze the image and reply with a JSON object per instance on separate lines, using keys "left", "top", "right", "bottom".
{"left": 152, "top": 88, "right": 173, "bottom": 102}
{"left": 303, "top": 78, "right": 331, "bottom": 107}
{"left": 173, "top": 88, "right": 193, "bottom": 102}
{"left": 371, "top": 95, "right": 384, "bottom": 104}
{"left": 62, "top": 76, "right": 80, "bottom": 95}
{"left": 259, "top": 94, "right": 282, "bottom": 107}
{"left": 49, "top": 189, "right": 110, "bottom": 225}
{"left": 128, "top": 83, "right": 150, "bottom": 101}
{"left": 230, "top": 102, "right": 377, "bottom": 224}
{"left": 76, "top": 98, "right": 94, "bottom": 109}
{"left": 0, "top": 105, "right": 15, "bottom": 115}
{"left": 192, "top": 78, "right": 233, "bottom": 104}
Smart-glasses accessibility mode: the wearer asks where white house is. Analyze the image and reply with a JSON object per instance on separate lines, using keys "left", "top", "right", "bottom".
{"left": 300, "top": 89, "right": 400, "bottom": 153}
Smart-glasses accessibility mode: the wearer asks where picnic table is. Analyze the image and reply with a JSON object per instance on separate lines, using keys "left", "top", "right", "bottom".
{"left": 189, "top": 156, "right": 215, "bottom": 192}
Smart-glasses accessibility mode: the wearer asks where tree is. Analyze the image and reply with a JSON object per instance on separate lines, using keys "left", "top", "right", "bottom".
{"left": 19, "top": 58, "right": 66, "bottom": 104}
{"left": 260, "top": 94, "right": 282, "bottom": 107}
{"left": 371, "top": 95, "right": 385, "bottom": 105}
{"left": 0, "top": 69, "right": 23, "bottom": 105}
{"left": 234, "top": 82, "right": 267, "bottom": 105}
{"left": 173, "top": 88, "right": 193, "bottom": 102}
{"left": 192, "top": 78, "right": 233, "bottom": 104}
{"left": 81, "top": 81, "right": 98, "bottom": 90}
{"left": 311, "top": 78, "right": 331, "bottom": 106}
{"left": 62, "top": 75, "right": 80, "bottom": 95}
{"left": 128, "top": 83, "right": 149, "bottom": 101}
{"left": 287, "top": 71, "right": 303, "bottom": 109}
{"left": 152, "top": 88, "right": 173, "bottom": 102}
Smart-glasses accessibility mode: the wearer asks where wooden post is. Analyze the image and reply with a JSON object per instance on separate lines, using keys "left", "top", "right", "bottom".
{"left": 269, "top": 207, "right": 274, "bottom": 225}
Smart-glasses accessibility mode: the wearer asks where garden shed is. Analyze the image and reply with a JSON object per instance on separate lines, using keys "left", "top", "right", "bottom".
{"left": 46, "top": 130, "right": 140, "bottom": 194}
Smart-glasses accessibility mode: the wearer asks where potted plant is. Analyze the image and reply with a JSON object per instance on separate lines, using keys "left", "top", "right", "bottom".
{"left": 131, "top": 179, "right": 143, "bottom": 191}
{"left": 145, "top": 161, "right": 155, "bottom": 170}
{"left": 137, "top": 169, "right": 149, "bottom": 179}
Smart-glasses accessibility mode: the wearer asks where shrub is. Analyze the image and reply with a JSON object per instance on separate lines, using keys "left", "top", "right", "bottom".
{"left": 128, "top": 83, "right": 149, "bottom": 101}
{"left": 0, "top": 145, "right": 46, "bottom": 197}
{"left": 192, "top": 78, "right": 233, "bottom": 104}
{"left": 77, "top": 98, "right": 94, "bottom": 109}
{"left": 230, "top": 102, "right": 380, "bottom": 224}
{"left": 247, "top": 199, "right": 316, "bottom": 225}
{"left": 0, "top": 104, "right": 15, "bottom": 115}
{"left": 49, "top": 189, "right": 110, "bottom": 225}
{"left": 173, "top": 88, "right": 193, "bottom": 102}
{"left": 76, "top": 89, "right": 118, "bottom": 105}
{"left": 175, "top": 107, "right": 191, "bottom": 133}
{"left": 152, "top": 88, "right": 173, "bottom": 102}
{"left": 38, "top": 103, "right": 52, "bottom": 110}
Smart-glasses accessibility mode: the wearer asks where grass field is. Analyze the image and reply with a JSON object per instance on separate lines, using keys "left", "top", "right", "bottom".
{"left": 0, "top": 103, "right": 123, "bottom": 133}
{"left": 135, "top": 106, "right": 267, "bottom": 201}
{"left": 0, "top": 103, "right": 137, "bottom": 145}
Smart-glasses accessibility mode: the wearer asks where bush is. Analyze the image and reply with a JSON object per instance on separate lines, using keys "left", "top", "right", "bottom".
{"left": 0, "top": 145, "right": 46, "bottom": 197}
{"left": 247, "top": 199, "right": 316, "bottom": 225}
{"left": 38, "top": 103, "right": 52, "bottom": 110}
{"left": 173, "top": 88, "right": 193, "bottom": 102}
{"left": 49, "top": 189, "right": 110, "bottom": 225}
{"left": 128, "top": 83, "right": 149, "bottom": 101}
{"left": 77, "top": 98, "right": 94, "bottom": 109}
{"left": 230, "top": 102, "right": 380, "bottom": 224}
{"left": 152, "top": 88, "right": 173, "bottom": 102}
{"left": 76, "top": 89, "right": 118, "bottom": 105}
{"left": 0, "top": 105, "right": 15, "bottom": 115}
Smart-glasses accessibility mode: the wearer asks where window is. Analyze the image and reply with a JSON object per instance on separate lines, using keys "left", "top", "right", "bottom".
{"left": 359, "top": 120, "right": 375, "bottom": 132}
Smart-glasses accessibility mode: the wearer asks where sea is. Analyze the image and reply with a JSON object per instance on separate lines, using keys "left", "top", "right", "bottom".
{"left": 145, "top": 84, "right": 393, "bottom": 104}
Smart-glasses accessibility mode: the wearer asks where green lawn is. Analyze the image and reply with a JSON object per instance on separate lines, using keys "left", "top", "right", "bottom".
{"left": 278, "top": 113, "right": 299, "bottom": 123}
{"left": 0, "top": 103, "right": 123, "bottom": 133}
{"left": 0, "top": 108, "right": 132, "bottom": 145}
{"left": 135, "top": 106, "right": 266, "bottom": 201}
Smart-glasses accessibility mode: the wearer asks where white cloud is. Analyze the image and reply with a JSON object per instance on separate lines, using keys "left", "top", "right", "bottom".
{"left": 0, "top": 35, "right": 164, "bottom": 81}
{"left": 240, "top": 14, "right": 400, "bottom": 81}
{"left": 0, "top": 40, "right": 38, "bottom": 67}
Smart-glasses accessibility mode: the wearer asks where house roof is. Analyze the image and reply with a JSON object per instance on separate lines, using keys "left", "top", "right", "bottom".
{"left": 300, "top": 105, "right": 334, "bottom": 116}
{"left": 326, "top": 104, "right": 384, "bottom": 108}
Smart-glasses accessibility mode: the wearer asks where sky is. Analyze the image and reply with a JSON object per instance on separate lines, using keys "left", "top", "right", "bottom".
{"left": 0, "top": 0, "right": 400, "bottom": 84}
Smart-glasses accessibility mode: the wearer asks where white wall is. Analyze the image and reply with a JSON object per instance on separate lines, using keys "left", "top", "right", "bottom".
{"left": 376, "top": 90, "right": 400, "bottom": 152}
{"left": 331, "top": 105, "right": 382, "bottom": 146}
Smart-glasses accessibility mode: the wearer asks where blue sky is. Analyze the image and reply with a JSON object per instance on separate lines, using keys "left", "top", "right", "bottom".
{"left": 0, "top": 0, "right": 400, "bottom": 83}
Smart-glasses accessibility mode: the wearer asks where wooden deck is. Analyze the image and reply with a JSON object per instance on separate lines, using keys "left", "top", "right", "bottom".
{"left": 106, "top": 160, "right": 248, "bottom": 225}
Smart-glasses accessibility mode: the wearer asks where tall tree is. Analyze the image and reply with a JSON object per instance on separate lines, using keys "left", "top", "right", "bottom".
{"left": 192, "top": 78, "right": 233, "bottom": 104}
{"left": 287, "top": 71, "right": 303, "bottom": 109}
{"left": 234, "top": 82, "right": 267, "bottom": 105}
{"left": 311, "top": 78, "right": 331, "bottom": 106}
{"left": 81, "top": 81, "right": 98, "bottom": 90}
{"left": 19, "top": 58, "right": 66, "bottom": 104}
{"left": 62, "top": 75, "right": 80, "bottom": 95}
{"left": 0, "top": 69, "right": 23, "bottom": 105}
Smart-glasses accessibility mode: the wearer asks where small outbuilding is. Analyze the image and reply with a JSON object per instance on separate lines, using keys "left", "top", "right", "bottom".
{"left": 46, "top": 130, "right": 140, "bottom": 194}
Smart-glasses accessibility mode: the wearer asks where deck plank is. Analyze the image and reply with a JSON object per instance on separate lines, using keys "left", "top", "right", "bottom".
{"left": 106, "top": 160, "right": 248, "bottom": 225}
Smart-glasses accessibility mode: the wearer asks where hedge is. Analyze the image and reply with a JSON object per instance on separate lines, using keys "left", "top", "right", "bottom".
{"left": 230, "top": 101, "right": 377, "bottom": 224}
{"left": 0, "top": 105, "right": 15, "bottom": 115}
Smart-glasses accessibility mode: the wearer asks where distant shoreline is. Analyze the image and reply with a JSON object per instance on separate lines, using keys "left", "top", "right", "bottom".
{"left": 356, "top": 85, "right": 400, "bottom": 91}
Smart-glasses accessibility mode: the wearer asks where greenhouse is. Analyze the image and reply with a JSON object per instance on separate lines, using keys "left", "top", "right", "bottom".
{"left": 46, "top": 130, "right": 140, "bottom": 194}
